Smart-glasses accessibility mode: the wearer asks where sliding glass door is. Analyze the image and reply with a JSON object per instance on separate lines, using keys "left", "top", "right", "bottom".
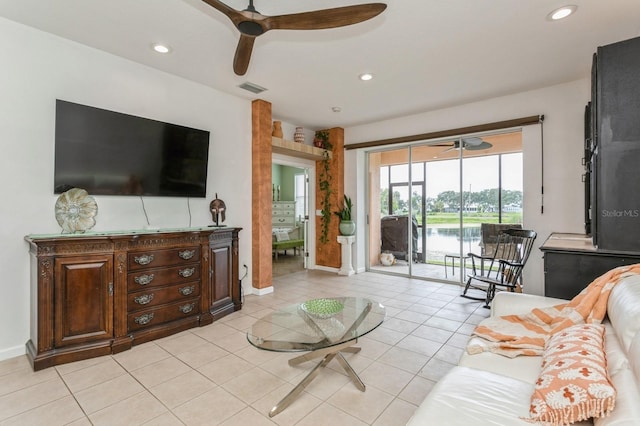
{"left": 367, "top": 132, "right": 523, "bottom": 283}
{"left": 372, "top": 150, "right": 411, "bottom": 275}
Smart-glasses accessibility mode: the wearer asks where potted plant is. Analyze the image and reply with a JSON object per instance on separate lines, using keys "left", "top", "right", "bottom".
{"left": 313, "top": 130, "right": 330, "bottom": 149}
{"left": 335, "top": 195, "right": 356, "bottom": 236}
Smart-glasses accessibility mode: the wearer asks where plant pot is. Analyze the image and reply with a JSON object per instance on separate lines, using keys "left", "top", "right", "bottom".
{"left": 339, "top": 220, "right": 356, "bottom": 236}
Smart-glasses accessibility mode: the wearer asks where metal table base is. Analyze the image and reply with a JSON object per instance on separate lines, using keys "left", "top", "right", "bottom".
{"left": 269, "top": 340, "right": 364, "bottom": 417}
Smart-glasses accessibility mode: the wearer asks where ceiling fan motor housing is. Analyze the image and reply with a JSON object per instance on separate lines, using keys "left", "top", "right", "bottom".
{"left": 238, "top": 20, "right": 264, "bottom": 36}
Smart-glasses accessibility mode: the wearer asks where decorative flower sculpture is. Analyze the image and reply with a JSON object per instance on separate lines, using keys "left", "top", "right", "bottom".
{"left": 55, "top": 188, "right": 98, "bottom": 233}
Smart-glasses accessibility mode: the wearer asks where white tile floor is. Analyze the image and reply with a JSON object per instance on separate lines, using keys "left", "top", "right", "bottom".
{"left": 0, "top": 269, "right": 490, "bottom": 425}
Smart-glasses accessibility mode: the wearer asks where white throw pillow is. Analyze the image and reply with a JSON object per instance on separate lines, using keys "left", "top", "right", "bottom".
{"left": 275, "top": 230, "right": 290, "bottom": 242}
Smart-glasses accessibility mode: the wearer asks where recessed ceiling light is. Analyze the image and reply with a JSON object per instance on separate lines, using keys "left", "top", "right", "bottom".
{"left": 152, "top": 44, "right": 171, "bottom": 54}
{"left": 547, "top": 5, "right": 577, "bottom": 21}
{"left": 359, "top": 73, "right": 373, "bottom": 81}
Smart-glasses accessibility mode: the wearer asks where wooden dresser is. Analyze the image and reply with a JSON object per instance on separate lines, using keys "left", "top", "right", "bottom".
{"left": 25, "top": 227, "right": 241, "bottom": 370}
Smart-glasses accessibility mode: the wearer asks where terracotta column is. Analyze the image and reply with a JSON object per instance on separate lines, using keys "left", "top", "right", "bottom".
{"left": 251, "top": 100, "right": 273, "bottom": 291}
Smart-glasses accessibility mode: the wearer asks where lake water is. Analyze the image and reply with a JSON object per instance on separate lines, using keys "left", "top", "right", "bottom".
{"left": 418, "top": 226, "right": 482, "bottom": 255}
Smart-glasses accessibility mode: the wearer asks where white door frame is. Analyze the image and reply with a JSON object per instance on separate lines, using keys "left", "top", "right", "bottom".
{"left": 272, "top": 153, "right": 317, "bottom": 269}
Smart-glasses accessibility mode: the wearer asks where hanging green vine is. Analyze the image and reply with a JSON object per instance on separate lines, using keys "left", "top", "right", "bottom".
{"left": 315, "top": 131, "right": 333, "bottom": 244}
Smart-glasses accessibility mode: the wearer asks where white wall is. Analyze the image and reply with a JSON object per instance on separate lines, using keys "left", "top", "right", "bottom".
{"left": 345, "top": 79, "right": 591, "bottom": 296}
{"left": 0, "top": 18, "right": 253, "bottom": 360}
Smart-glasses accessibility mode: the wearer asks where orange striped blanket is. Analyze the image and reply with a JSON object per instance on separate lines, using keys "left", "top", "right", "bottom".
{"left": 467, "top": 264, "right": 640, "bottom": 357}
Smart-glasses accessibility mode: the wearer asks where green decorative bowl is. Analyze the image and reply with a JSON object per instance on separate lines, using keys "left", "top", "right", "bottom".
{"left": 301, "top": 298, "right": 344, "bottom": 319}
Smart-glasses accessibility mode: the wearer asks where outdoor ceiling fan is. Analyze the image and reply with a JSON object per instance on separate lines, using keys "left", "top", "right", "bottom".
{"left": 437, "top": 137, "right": 493, "bottom": 153}
{"left": 201, "top": 0, "right": 387, "bottom": 75}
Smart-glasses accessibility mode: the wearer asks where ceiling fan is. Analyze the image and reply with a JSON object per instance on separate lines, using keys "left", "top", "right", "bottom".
{"left": 201, "top": 0, "right": 387, "bottom": 75}
{"left": 437, "top": 137, "right": 493, "bottom": 153}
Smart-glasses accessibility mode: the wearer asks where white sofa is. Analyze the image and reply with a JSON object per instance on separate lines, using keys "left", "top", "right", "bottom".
{"left": 407, "top": 274, "right": 640, "bottom": 425}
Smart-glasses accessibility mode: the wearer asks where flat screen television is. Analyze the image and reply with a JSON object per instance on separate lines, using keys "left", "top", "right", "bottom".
{"left": 54, "top": 100, "right": 210, "bottom": 197}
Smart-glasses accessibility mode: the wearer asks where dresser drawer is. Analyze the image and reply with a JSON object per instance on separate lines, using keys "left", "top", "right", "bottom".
{"left": 272, "top": 217, "right": 295, "bottom": 226}
{"left": 273, "top": 202, "right": 295, "bottom": 210}
{"left": 128, "top": 264, "right": 201, "bottom": 291}
{"left": 127, "top": 298, "right": 200, "bottom": 332}
{"left": 128, "top": 281, "right": 200, "bottom": 312}
{"left": 128, "top": 247, "right": 200, "bottom": 271}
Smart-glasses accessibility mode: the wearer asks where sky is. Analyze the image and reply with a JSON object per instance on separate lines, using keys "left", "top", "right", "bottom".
{"left": 383, "top": 153, "right": 523, "bottom": 199}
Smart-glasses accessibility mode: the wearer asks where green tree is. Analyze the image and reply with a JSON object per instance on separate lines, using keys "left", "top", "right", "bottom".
{"left": 437, "top": 190, "right": 459, "bottom": 210}
{"left": 411, "top": 191, "right": 423, "bottom": 216}
{"left": 380, "top": 187, "right": 389, "bottom": 215}
{"left": 393, "top": 190, "right": 406, "bottom": 214}
{"left": 502, "top": 189, "right": 522, "bottom": 207}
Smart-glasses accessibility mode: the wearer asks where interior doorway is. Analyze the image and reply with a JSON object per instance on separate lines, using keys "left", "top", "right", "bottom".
{"left": 272, "top": 155, "right": 315, "bottom": 277}
{"left": 368, "top": 131, "right": 523, "bottom": 283}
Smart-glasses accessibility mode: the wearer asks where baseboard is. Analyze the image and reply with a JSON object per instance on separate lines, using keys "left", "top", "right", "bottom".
{"left": 0, "top": 344, "right": 26, "bottom": 362}
{"left": 356, "top": 267, "right": 366, "bottom": 274}
{"left": 252, "top": 286, "right": 274, "bottom": 296}
{"left": 314, "top": 265, "right": 339, "bottom": 273}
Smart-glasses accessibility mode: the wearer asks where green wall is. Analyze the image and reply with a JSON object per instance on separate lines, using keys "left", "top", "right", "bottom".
{"left": 272, "top": 164, "right": 304, "bottom": 201}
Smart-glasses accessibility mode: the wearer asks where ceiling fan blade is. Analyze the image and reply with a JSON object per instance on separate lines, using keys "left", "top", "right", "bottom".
{"left": 439, "top": 141, "right": 462, "bottom": 153}
{"left": 265, "top": 3, "right": 386, "bottom": 31}
{"left": 201, "top": 0, "right": 245, "bottom": 23}
{"left": 233, "top": 35, "right": 255, "bottom": 75}
{"left": 202, "top": 0, "right": 269, "bottom": 36}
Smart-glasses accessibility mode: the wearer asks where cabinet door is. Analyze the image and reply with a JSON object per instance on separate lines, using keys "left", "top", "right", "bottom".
{"left": 544, "top": 251, "right": 640, "bottom": 299}
{"left": 54, "top": 255, "right": 113, "bottom": 347}
{"left": 209, "top": 243, "right": 232, "bottom": 311}
{"left": 595, "top": 37, "right": 640, "bottom": 251}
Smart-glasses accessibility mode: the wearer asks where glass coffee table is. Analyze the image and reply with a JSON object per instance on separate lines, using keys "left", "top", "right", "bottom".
{"left": 247, "top": 297, "right": 386, "bottom": 417}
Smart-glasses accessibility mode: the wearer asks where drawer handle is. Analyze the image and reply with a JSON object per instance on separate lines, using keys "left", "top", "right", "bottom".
{"left": 179, "top": 249, "right": 196, "bottom": 260}
{"left": 179, "top": 303, "right": 195, "bottom": 314}
{"left": 179, "top": 285, "right": 195, "bottom": 296}
{"left": 134, "top": 294, "right": 154, "bottom": 305}
{"left": 134, "top": 274, "right": 155, "bottom": 285}
{"left": 278, "top": 218, "right": 285, "bottom": 222}
{"left": 134, "top": 254, "right": 154, "bottom": 265}
{"left": 134, "top": 313, "right": 154, "bottom": 325}
{"left": 178, "top": 267, "right": 195, "bottom": 278}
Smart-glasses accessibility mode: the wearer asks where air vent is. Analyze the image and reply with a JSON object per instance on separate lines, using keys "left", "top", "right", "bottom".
{"left": 238, "top": 81, "right": 267, "bottom": 94}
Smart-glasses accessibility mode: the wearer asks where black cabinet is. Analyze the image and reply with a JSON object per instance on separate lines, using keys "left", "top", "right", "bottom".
{"left": 541, "top": 233, "right": 640, "bottom": 299}
{"left": 590, "top": 36, "right": 640, "bottom": 251}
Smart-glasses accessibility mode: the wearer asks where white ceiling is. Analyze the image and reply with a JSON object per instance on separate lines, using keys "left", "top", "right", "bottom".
{"left": 1, "top": 0, "right": 639, "bottom": 129}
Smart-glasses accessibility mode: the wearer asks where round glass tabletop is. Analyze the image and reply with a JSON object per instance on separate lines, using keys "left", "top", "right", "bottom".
{"left": 247, "top": 297, "right": 386, "bottom": 352}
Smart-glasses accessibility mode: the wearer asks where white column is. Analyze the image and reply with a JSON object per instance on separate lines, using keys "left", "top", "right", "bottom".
{"left": 337, "top": 235, "right": 356, "bottom": 276}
